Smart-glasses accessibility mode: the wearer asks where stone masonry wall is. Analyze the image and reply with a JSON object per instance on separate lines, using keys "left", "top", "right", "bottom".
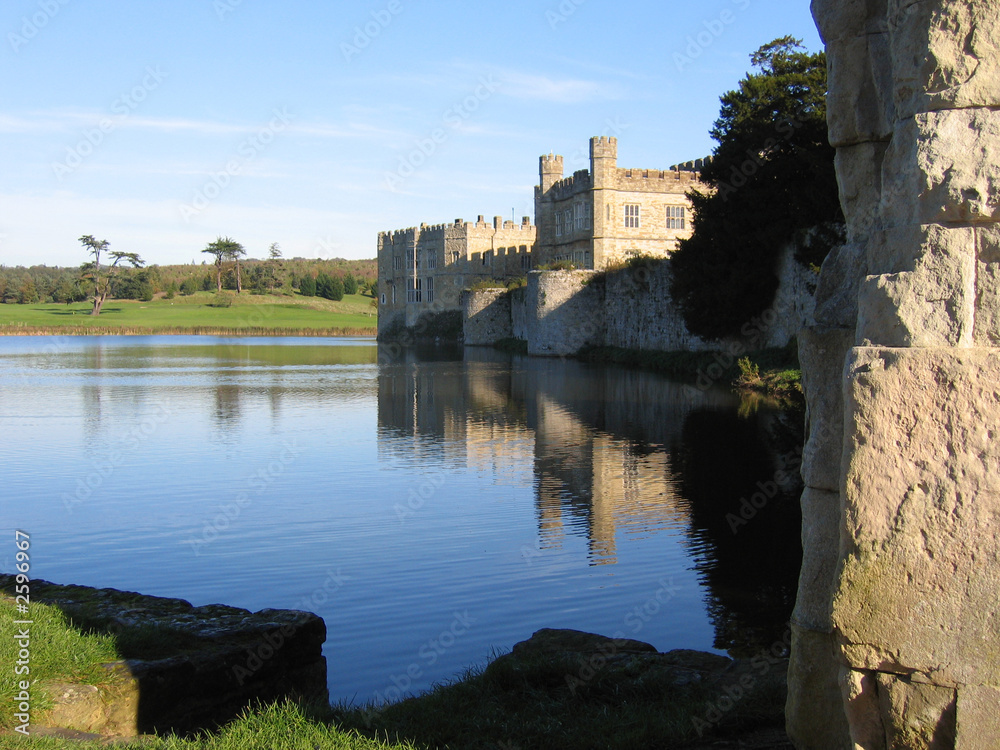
{"left": 788, "top": 2, "right": 1000, "bottom": 748}
{"left": 463, "top": 288, "right": 512, "bottom": 346}
{"left": 465, "top": 244, "right": 816, "bottom": 357}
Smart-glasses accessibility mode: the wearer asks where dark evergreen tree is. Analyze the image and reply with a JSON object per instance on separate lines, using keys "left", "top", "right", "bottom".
{"left": 669, "top": 37, "right": 843, "bottom": 340}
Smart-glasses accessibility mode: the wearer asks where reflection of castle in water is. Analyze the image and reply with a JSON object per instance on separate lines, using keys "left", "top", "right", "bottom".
{"left": 377, "top": 346, "right": 804, "bottom": 654}
{"left": 377, "top": 347, "right": 731, "bottom": 565}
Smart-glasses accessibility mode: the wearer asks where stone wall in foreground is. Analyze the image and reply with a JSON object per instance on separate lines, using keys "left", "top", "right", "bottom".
{"left": 0, "top": 576, "right": 327, "bottom": 738}
{"left": 788, "top": 2, "right": 1000, "bottom": 747}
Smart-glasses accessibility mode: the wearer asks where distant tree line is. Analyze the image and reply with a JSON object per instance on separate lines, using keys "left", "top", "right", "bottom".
{"left": 0, "top": 253, "right": 377, "bottom": 305}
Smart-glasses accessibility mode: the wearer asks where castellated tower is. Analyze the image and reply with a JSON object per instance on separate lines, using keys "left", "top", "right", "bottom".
{"left": 536, "top": 154, "right": 565, "bottom": 253}
{"left": 539, "top": 153, "right": 564, "bottom": 191}
{"left": 590, "top": 136, "right": 617, "bottom": 184}
{"left": 534, "top": 137, "right": 702, "bottom": 270}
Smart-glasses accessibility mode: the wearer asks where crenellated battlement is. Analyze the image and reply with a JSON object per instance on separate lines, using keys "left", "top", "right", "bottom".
{"left": 615, "top": 166, "right": 703, "bottom": 184}
{"left": 380, "top": 215, "right": 535, "bottom": 244}
{"left": 547, "top": 170, "right": 593, "bottom": 199}
{"left": 540, "top": 153, "right": 564, "bottom": 171}
{"left": 590, "top": 135, "right": 618, "bottom": 160}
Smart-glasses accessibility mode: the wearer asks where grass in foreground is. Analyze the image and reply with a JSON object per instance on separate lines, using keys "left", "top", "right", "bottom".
{"left": 0, "top": 292, "right": 377, "bottom": 336}
{"left": 330, "top": 654, "right": 786, "bottom": 750}
{"left": 0, "top": 598, "right": 120, "bottom": 728}
{"left": 8, "top": 702, "right": 414, "bottom": 750}
{"left": 2, "top": 592, "right": 785, "bottom": 749}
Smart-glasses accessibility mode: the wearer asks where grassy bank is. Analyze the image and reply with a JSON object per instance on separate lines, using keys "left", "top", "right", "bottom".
{"left": 0, "top": 292, "right": 377, "bottom": 336}
{"left": 2, "top": 595, "right": 787, "bottom": 749}
{"left": 577, "top": 342, "right": 802, "bottom": 399}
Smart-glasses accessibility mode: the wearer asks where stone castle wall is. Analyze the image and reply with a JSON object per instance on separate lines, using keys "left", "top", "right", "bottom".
{"left": 465, "top": 244, "right": 816, "bottom": 357}
{"left": 463, "top": 288, "right": 512, "bottom": 346}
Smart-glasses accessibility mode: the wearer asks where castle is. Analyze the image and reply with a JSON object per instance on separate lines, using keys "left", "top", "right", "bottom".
{"left": 377, "top": 216, "right": 536, "bottom": 336}
{"left": 377, "top": 137, "right": 706, "bottom": 337}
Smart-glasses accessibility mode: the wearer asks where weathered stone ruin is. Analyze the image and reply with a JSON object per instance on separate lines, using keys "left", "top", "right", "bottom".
{"left": 789, "top": 1, "right": 1000, "bottom": 747}
{"left": 0, "top": 576, "right": 327, "bottom": 739}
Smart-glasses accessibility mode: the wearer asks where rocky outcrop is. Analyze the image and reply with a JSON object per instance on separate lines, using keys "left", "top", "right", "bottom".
{"left": 790, "top": 2, "right": 1000, "bottom": 747}
{"left": 0, "top": 576, "right": 327, "bottom": 738}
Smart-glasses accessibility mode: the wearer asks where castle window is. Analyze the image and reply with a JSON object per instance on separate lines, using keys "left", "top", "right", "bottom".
{"left": 406, "top": 278, "right": 422, "bottom": 303}
{"left": 483, "top": 250, "right": 493, "bottom": 266}
{"left": 451, "top": 251, "right": 461, "bottom": 263}
{"left": 564, "top": 209, "right": 573, "bottom": 234}
{"left": 555, "top": 212, "right": 563, "bottom": 237}
{"left": 624, "top": 204, "right": 640, "bottom": 228}
{"left": 667, "top": 206, "right": 686, "bottom": 230}
{"left": 521, "top": 253, "right": 531, "bottom": 271}
{"left": 393, "top": 255, "right": 403, "bottom": 271}
{"left": 574, "top": 203, "right": 586, "bottom": 232}
{"left": 380, "top": 292, "right": 386, "bottom": 305}
{"left": 426, "top": 251, "right": 437, "bottom": 269}
{"left": 585, "top": 203, "right": 592, "bottom": 230}
{"left": 425, "top": 277, "right": 434, "bottom": 304}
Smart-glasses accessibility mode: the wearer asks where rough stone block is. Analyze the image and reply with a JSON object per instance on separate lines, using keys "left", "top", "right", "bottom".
{"left": 835, "top": 347, "right": 1000, "bottom": 687}
{"left": 889, "top": 0, "right": 1000, "bottom": 118}
{"left": 975, "top": 226, "right": 1000, "bottom": 346}
{"left": 786, "top": 625, "right": 852, "bottom": 750}
{"left": 881, "top": 110, "right": 1000, "bottom": 227}
{"left": 799, "top": 327, "right": 853, "bottom": 491}
{"left": 842, "top": 669, "right": 886, "bottom": 750}
{"left": 956, "top": 685, "right": 1000, "bottom": 749}
{"left": 826, "top": 32, "right": 895, "bottom": 147}
{"left": 835, "top": 142, "right": 888, "bottom": 242}
{"left": 814, "top": 243, "right": 866, "bottom": 329}
{"left": 856, "top": 224, "right": 976, "bottom": 347}
{"left": 876, "top": 672, "right": 956, "bottom": 749}
{"left": 793, "top": 488, "right": 842, "bottom": 632}
{"left": 811, "top": 0, "right": 888, "bottom": 44}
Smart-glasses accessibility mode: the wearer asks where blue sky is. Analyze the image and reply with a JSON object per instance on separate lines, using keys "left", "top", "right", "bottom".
{"left": 0, "top": 0, "right": 822, "bottom": 267}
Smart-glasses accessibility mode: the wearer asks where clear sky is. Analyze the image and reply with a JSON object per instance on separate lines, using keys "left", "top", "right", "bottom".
{"left": 0, "top": 0, "right": 822, "bottom": 267}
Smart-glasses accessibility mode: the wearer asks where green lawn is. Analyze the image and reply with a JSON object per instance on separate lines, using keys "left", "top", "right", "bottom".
{"left": 0, "top": 292, "right": 378, "bottom": 336}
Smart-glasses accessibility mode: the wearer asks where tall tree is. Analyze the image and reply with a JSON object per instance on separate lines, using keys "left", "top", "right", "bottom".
{"left": 669, "top": 37, "right": 843, "bottom": 340}
{"left": 79, "top": 235, "right": 144, "bottom": 316}
{"left": 201, "top": 236, "right": 245, "bottom": 293}
{"left": 226, "top": 240, "right": 247, "bottom": 294}
{"left": 264, "top": 242, "right": 284, "bottom": 293}
{"left": 202, "top": 238, "right": 228, "bottom": 293}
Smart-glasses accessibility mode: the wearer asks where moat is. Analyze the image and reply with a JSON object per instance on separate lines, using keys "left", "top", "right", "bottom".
{"left": 0, "top": 336, "right": 802, "bottom": 704}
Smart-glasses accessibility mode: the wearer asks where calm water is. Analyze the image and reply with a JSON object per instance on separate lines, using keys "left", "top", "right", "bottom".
{"left": 0, "top": 336, "right": 802, "bottom": 703}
